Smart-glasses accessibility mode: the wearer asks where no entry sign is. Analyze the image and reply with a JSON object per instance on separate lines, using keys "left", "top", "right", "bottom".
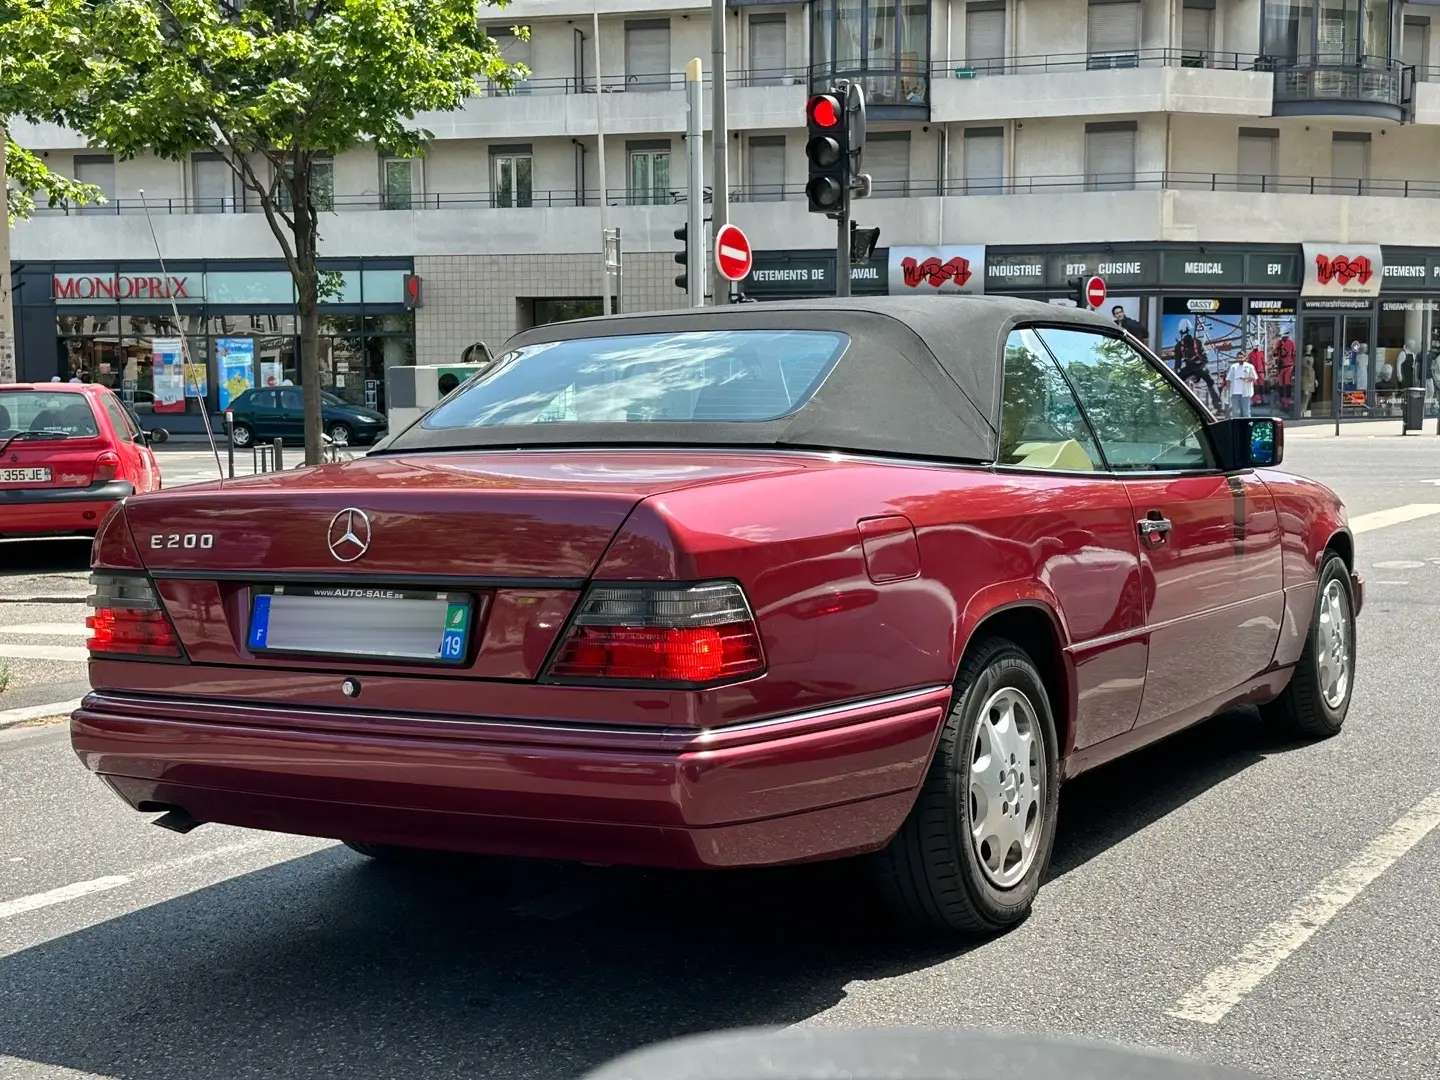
{"left": 1085, "top": 275, "right": 1107, "bottom": 309}
{"left": 714, "top": 224, "right": 754, "bottom": 282}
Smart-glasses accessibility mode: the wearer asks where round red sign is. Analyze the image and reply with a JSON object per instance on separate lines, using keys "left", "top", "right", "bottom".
{"left": 1085, "top": 275, "right": 1107, "bottom": 309}
{"left": 714, "top": 224, "right": 754, "bottom": 282}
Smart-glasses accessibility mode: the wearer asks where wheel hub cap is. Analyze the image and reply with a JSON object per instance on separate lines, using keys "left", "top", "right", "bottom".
{"left": 1316, "top": 578, "right": 1351, "bottom": 710}
{"left": 967, "top": 686, "right": 1047, "bottom": 889}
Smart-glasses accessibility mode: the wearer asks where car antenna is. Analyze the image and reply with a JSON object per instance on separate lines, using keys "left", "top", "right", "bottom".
{"left": 137, "top": 188, "right": 225, "bottom": 483}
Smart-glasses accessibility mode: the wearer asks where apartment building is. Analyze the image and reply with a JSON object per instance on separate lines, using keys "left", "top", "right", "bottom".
{"left": 9, "top": 0, "right": 1440, "bottom": 427}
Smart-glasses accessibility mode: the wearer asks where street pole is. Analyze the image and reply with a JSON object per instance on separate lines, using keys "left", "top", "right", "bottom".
{"left": 593, "top": 5, "right": 612, "bottom": 315}
{"left": 835, "top": 210, "right": 851, "bottom": 298}
{"left": 685, "top": 59, "right": 706, "bottom": 308}
{"left": 710, "top": 0, "right": 729, "bottom": 304}
{"left": 0, "top": 128, "right": 16, "bottom": 383}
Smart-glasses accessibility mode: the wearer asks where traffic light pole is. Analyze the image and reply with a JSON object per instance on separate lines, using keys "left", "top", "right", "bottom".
{"left": 685, "top": 59, "right": 705, "bottom": 308}
{"left": 835, "top": 211, "right": 851, "bottom": 298}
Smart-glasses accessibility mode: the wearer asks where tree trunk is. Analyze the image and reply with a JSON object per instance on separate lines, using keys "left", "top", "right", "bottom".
{"left": 0, "top": 128, "right": 17, "bottom": 384}
{"left": 294, "top": 214, "right": 323, "bottom": 466}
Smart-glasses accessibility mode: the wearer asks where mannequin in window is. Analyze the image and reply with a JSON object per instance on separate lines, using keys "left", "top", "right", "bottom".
{"left": 1302, "top": 345, "right": 1317, "bottom": 416}
{"left": 1400, "top": 339, "right": 1418, "bottom": 387}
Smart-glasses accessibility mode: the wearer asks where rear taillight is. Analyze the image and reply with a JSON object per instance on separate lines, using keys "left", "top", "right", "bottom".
{"left": 86, "top": 573, "right": 183, "bottom": 659}
{"left": 547, "top": 581, "right": 766, "bottom": 685}
{"left": 93, "top": 451, "right": 121, "bottom": 483}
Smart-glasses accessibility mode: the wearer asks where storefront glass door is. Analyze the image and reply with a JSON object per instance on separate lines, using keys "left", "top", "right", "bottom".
{"left": 1339, "top": 314, "right": 1374, "bottom": 417}
{"left": 1301, "top": 314, "right": 1374, "bottom": 418}
{"left": 1300, "top": 317, "right": 1336, "bottom": 418}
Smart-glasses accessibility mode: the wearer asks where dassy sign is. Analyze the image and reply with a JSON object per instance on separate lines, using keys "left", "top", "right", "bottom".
{"left": 53, "top": 274, "right": 198, "bottom": 303}
{"left": 1300, "top": 243, "right": 1383, "bottom": 298}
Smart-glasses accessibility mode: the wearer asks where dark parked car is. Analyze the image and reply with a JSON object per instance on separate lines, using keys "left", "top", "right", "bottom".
{"left": 74, "top": 297, "right": 1360, "bottom": 934}
{"left": 224, "top": 387, "right": 387, "bottom": 448}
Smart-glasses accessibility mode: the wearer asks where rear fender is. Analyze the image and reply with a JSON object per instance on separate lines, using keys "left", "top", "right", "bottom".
{"left": 91, "top": 502, "right": 144, "bottom": 570}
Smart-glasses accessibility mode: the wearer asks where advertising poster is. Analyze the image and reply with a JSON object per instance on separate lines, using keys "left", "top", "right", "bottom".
{"left": 1244, "top": 300, "right": 1297, "bottom": 417}
{"left": 261, "top": 360, "right": 283, "bottom": 388}
{"left": 184, "top": 361, "right": 208, "bottom": 399}
{"left": 151, "top": 337, "right": 186, "bottom": 414}
{"left": 217, "top": 338, "right": 255, "bottom": 409}
{"left": 1160, "top": 298, "right": 1244, "bottom": 414}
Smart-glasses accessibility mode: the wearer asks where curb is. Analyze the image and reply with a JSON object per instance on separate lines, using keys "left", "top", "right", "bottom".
{"left": 0, "top": 699, "right": 82, "bottom": 730}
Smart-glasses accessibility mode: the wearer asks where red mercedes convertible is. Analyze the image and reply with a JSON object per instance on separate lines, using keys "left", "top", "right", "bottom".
{"left": 71, "top": 297, "right": 1361, "bottom": 933}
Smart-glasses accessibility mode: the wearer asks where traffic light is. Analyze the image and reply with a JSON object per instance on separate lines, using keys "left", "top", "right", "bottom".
{"left": 674, "top": 223, "right": 689, "bottom": 292}
{"left": 1069, "top": 277, "right": 1086, "bottom": 308}
{"left": 805, "top": 92, "right": 848, "bottom": 216}
{"left": 850, "top": 223, "right": 881, "bottom": 262}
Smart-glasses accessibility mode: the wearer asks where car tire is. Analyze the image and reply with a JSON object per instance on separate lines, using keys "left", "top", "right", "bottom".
{"left": 1263, "top": 552, "right": 1355, "bottom": 740}
{"left": 874, "top": 637, "right": 1060, "bottom": 934}
{"left": 327, "top": 422, "right": 352, "bottom": 447}
{"left": 230, "top": 422, "right": 253, "bottom": 448}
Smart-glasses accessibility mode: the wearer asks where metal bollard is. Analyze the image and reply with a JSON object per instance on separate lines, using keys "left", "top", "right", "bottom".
{"left": 273, "top": 437, "right": 284, "bottom": 471}
{"left": 224, "top": 415, "right": 235, "bottom": 479}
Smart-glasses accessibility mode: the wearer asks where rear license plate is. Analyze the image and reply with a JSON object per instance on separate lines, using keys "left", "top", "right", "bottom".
{"left": 0, "top": 467, "right": 52, "bottom": 484}
{"left": 247, "top": 585, "right": 477, "bottom": 664}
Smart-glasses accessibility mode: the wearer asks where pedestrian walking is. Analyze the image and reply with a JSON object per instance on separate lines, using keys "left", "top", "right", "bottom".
{"left": 1227, "top": 354, "right": 1258, "bottom": 418}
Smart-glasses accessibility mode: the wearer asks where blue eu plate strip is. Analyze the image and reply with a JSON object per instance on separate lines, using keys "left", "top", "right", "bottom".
{"left": 248, "top": 594, "right": 272, "bottom": 651}
{"left": 440, "top": 601, "right": 468, "bottom": 662}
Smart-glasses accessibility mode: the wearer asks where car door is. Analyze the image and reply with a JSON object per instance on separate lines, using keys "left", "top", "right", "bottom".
{"left": 276, "top": 387, "right": 306, "bottom": 442}
{"left": 993, "top": 328, "right": 1148, "bottom": 750}
{"left": 1034, "top": 326, "right": 1284, "bottom": 728}
{"left": 246, "top": 389, "right": 280, "bottom": 439}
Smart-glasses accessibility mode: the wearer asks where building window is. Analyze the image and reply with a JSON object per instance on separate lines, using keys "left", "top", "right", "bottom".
{"left": 1330, "top": 132, "right": 1370, "bottom": 194}
{"left": 382, "top": 158, "right": 415, "bottom": 210}
{"left": 1181, "top": 0, "right": 1214, "bottom": 65}
{"left": 491, "top": 145, "right": 534, "bottom": 208}
{"left": 74, "top": 155, "right": 116, "bottom": 215}
{"left": 1084, "top": 122, "right": 1136, "bottom": 190}
{"left": 625, "top": 20, "right": 672, "bottom": 90}
{"left": 1237, "top": 128, "right": 1278, "bottom": 192}
{"left": 747, "top": 136, "right": 786, "bottom": 201}
{"left": 809, "top": 0, "right": 931, "bottom": 106}
{"left": 965, "top": 2, "right": 1006, "bottom": 75}
{"left": 1403, "top": 16, "right": 1429, "bottom": 80}
{"left": 192, "top": 153, "right": 234, "bottom": 214}
{"left": 1262, "top": 0, "right": 1397, "bottom": 66}
{"left": 1087, "top": 0, "right": 1141, "bottom": 68}
{"left": 627, "top": 143, "right": 671, "bottom": 205}
{"left": 963, "top": 127, "right": 1004, "bottom": 194}
{"left": 487, "top": 25, "right": 533, "bottom": 95}
{"left": 277, "top": 158, "right": 334, "bottom": 212}
{"left": 748, "top": 14, "right": 789, "bottom": 85}
{"left": 862, "top": 132, "right": 911, "bottom": 197}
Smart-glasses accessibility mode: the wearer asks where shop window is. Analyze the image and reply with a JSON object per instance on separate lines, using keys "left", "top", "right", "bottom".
{"left": 748, "top": 14, "right": 788, "bottom": 85}
{"left": 625, "top": 20, "right": 672, "bottom": 90}
{"left": 1329, "top": 132, "right": 1370, "bottom": 195}
{"left": 1181, "top": 0, "right": 1214, "bottom": 65}
{"left": 1087, "top": 0, "right": 1140, "bottom": 69}
{"left": 1237, "top": 128, "right": 1278, "bottom": 192}
{"left": 491, "top": 145, "right": 534, "bottom": 208}
{"left": 382, "top": 158, "right": 415, "bottom": 211}
{"left": 963, "top": 127, "right": 1004, "bottom": 194}
{"left": 1085, "top": 122, "right": 1136, "bottom": 191}
{"left": 1375, "top": 300, "right": 1433, "bottom": 417}
{"left": 74, "top": 156, "right": 116, "bottom": 215}
{"left": 487, "top": 25, "right": 533, "bottom": 95}
{"left": 865, "top": 132, "right": 911, "bottom": 197}
{"left": 627, "top": 142, "right": 671, "bottom": 205}
{"left": 522, "top": 297, "right": 606, "bottom": 328}
{"left": 747, "top": 137, "right": 786, "bottom": 202}
{"left": 965, "top": 2, "right": 1005, "bottom": 75}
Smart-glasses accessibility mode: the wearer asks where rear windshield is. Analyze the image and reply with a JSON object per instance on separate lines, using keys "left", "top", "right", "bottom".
{"left": 0, "top": 391, "right": 100, "bottom": 439}
{"left": 422, "top": 330, "right": 848, "bottom": 430}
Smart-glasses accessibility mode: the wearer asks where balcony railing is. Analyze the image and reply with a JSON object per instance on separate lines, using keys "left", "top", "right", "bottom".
{"left": 29, "top": 171, "right": 1440, "bottom": 219}
{"left": 932, "top": 47, "right": 1264, "bottom": 78}
{"left": 1270, "top": 56, "right": 1411, "bottom": 112}
{"left": 807, "top": 65, "right": 929, "bottom": 108}
{"left": 480, "top": 66, "right": 809, "bottom": 96}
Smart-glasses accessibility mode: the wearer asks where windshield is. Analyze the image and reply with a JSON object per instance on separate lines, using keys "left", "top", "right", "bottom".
{"left": 422, "top": 329, "right": 848, "bottom": 430}
{"left": 0, "top": 390, "right": 100, "bottom": 439}
{"left": 322, "top": 391, "right": 347, "bottom": 406}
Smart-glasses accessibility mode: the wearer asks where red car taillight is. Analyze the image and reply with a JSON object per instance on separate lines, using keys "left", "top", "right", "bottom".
{"left": 86, "top": 573, "right": 183, "bottom": 659}
{"left": 547, "top": 582, "right": 766, "bottom": 685}
{"left": 93, "top": 451, "right": 121, "bottom": 483}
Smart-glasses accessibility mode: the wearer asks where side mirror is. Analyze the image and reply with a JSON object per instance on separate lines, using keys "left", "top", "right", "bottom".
{"left": 1212, "top": 417, "right": 1283, "bottom": 471}
{"left": 149, "top": 427, "right": 170, "bottom": 445}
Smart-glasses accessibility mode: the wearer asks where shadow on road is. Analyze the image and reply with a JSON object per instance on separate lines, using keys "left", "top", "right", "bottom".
{"left": 0, "top": 709, "right": 1280, "bottom": 1080}
{"left": 0, "top": 538, "right": 92, "bottom": 577}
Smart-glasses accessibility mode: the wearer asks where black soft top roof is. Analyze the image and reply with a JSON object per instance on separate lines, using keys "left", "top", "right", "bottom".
{"left": 382, "top": 295, "right": 1118, "bottom": 463}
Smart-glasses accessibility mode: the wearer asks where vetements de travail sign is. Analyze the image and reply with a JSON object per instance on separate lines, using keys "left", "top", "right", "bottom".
{"left": 745, "top": 254, "right": 888, "bottom": 294}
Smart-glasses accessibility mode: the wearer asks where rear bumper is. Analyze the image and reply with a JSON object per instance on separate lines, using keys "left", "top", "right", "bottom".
{"left": 0, "top": 480, "right": 133, "bottom": 534}
{"left": 71, "top": 686, "right": 951, "bottom": 869}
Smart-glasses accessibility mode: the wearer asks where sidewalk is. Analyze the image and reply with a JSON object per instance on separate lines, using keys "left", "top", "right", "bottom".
{"left": 1286, "top": 418, "right": 1440, "bottom": 439}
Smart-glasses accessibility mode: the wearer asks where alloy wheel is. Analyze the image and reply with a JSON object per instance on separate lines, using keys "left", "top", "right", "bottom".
{"left": 968, "top": 686, "right": 1047, "bottom": 889}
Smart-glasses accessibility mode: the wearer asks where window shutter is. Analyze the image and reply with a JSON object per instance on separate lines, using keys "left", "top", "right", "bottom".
{"left": 963, "top": 129, "right": 1004, "bottom": 193}
{"left": 626, "top": 23, "right": 672, "bottom": 88}
{"left": 1087, "top": 2, "right": 1140, "bottom": 65}
{"left": 749, "top": 17, "right": 787, "bottom": 83}
{"left": 1237, "top": 133, "right": 1277, "bottom": 191}
{"left": 966, "top": 8, "right": 1006, "bottom": 74}
{"left": 1085, "top": 127, "right": 1136, "bottom": 190}
{"left": 1330, "top": 136, "right": 1369, "bottom": 190}
{"left": 1402, "top": 21, "right": 1427, "bottom": 72}
{"left": 865, "top": 136, "right": 911, "bottom": 196}
{"left": 748, "top": 139, "right": 786, "bottom": 201}
{"left": 193, "top": 156, "right": 233, "bottom": 213}
{"left": 1181, "top": 7, "right": 1211, "bottom": 55}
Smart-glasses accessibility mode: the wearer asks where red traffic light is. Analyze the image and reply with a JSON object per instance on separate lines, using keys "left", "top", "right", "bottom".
{"left": 807, "top": 94, "right": 842, "bottom": 128}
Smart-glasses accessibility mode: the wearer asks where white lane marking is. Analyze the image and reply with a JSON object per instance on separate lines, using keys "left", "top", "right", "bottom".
{"left": 0, "top": 877, "right": 131, "bottom": 921}
{"left": 1349, "top": 503, "right": 1440, "bottom": 534}
{"left": 0, "top": 644, "right": 88, "bottom": 662}
{"left": 1168, "top": 790, "right": 1440, "bottom": 1025}
{"left": 0, "top": 698, "right": 82, "bottom": 727}
{"left": 1372, "top": 560, "right": 1426, "bottom": 570}
{"left": 0, "top": 623, "right": 87, "bottom": 637}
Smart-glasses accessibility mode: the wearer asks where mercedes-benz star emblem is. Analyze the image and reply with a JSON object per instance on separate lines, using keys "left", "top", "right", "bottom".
{"left": 327, "top": 508, "right": 371, "bottom": 562}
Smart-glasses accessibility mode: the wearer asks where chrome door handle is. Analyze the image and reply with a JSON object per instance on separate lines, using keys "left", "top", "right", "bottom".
{"left": 1137, "top": 517, "right": 1172, "bottom": 546}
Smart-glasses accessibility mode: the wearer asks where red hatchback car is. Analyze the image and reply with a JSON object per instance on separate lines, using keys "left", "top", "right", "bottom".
{"left": 71, "top": 297, "right": 1361, "bottom": 933}
{"left": 1, "top": 382, "right": 166, "bottom": 539}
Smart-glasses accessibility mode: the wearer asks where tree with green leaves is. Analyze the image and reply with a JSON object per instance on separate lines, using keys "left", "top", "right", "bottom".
{"left": 65, "top": 0, "right": 519, "bottom": 462}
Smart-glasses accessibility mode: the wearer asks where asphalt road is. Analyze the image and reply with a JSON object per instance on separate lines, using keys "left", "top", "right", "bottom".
{"left": 3, "top": 431, "right": 1440, "bottom": 1080}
